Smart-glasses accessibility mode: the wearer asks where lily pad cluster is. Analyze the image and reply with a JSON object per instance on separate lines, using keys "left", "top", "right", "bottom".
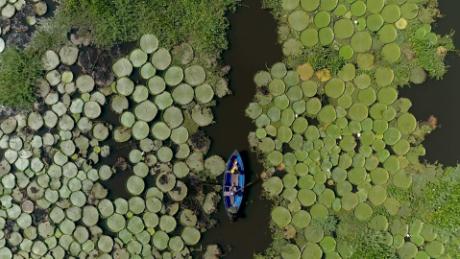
{"left": 0, "top": 0, "right": 26, "bottom": 20}
{"left": 0, "top": 44, "right": 122, "bottom": 258}
{"left": 104, "top": 33, "right": 229, "bottom": 257}
{"left": 0, "top": 33, "right": 228, "bottom": 258}
{"left": 275, "top": 0, "right": 452, "bottom": 86}
{"left": 0, "top": 0, "right": 49, "bottom": 53}
{"left": 248, "top": 60, "right": 446, "bottom": 258}
{"left": 249, "top": 1, "right": 458, "bottom": 257}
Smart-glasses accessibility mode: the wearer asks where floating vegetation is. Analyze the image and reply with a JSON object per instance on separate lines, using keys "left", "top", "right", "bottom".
{"left": 0, "top": 0, "right": 50, "bottom": 52}
{"left": 265, "top": 0, "right": 454, "bottom": 85}
{"left": 0, "top": 47, "right": 42, "bottom": 109}
{"left": 250, "top": 0, "right": 459, "bottom": 258}
{"left": 0, "top": 32, "right": 229, "bottom": 258}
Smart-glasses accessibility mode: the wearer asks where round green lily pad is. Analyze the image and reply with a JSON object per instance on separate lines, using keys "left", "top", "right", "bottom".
{"left": 292, "top": 210, "right": 311, "bottom": 229}
{"left": 339, "top": 45, "right": 354, "bottom": 60}
{"left": 325, "top": 78, "right": 345, "bottom": 98}
{"left": 151, "top": 122, "right": 171, "bottom": 141}
{"left": 113, "top": 58, "right": 133, "bottom": 78}
{"left": 172, "top": 83, "right": 194, "bottom": 105}
{"left": 397, "top": 113, "right": 417, "bottom": 135}
{"left": 314, "top": 11, "right": 330, "bottom": 28}
{"left": 425, "top": 241, "right": 444, "bottom": 258}
{"left": 334, "top": 19, "right": 354, "bottom": 39}
{"left": 368, "top": 185, "right": 387, "bottom": 206}
{"left": 164, "top": 66, "right": 184, "bottom": 86}
{"left": 116, "top": 77, "right": 135, "bottom": 96}
{"left": 148, "top": 76, "right": 166, "bottom": 95}
{"left": 300, "top": 28, "right": 319, "bottom": 47}
{"left": 319, "top": 27, "right": 334, "bottom": 46}
{"left": 155, "top": 92, "right": 173, "bottom": 110}
{"left": 127, "top": 175, "right": 145, "bottom": 195}
{"left": 354, "top": 202, "right": 373, "bottom": 221}
{"left": 132, "top": 121, "right": 150, "bottom": 140}
{"left": 181, "top": 227, "right": 200, "bottom": 245}
{"left": 351, "top": 1, "right": 366, "bottom": 17}
{"left": 153, "top": 231, "right": 169, "bottom": 250}
{"left": 185, "top": 65, "right": 206, "bottom": 86}
{"left": 134, "top": 101, "right": 157, "bottom": 122}
{"left": 393, "top": 171, "right": 412, "bottom": 189}
{"left": 398, "top": 242, "right": 418, "bottom": 258}
{"left": 195, "top": 84, "right": 214, "bottom": 104}
{"left": 341, "top": 192, "right": 359, "bottom": 211}
{"left": 298, "top": 189, "right": 316, "bottom": 207}
{"left": 151, "top": 48, "right": 171, "bottom": 70}
{"left": 367, "top": 0, "right": 384, "bottom": 13}
{"left": 367, "top": 14, "right": 384, "bottom": 32}
{"left": 282, "top": 0, "right": 300, "bottom": 10}
{"left": 348, "top": 103, "right": 368, "bottom": 121}
{"left": 271, "top": 206, "right": 292, "bottom": 227}
{"left": 129, "top": 49, "right": 148, "bottom": 67}
{"left": 304, "top": 224, "right": 324, "bottom": 243}
{"left": 378, "top": 24, "right": 398, "bottom": 44}
{"left": 320, "top": 0, "right": 337, "bottom": 11}
{"left": 375, "top": 67, "right": 395, "bottom": 87}
{"left": 269, "top": 79, "right": 286, "bottom": 96}
{"left": 301, "top": 0, "right": 319, "bottom": 11}
{"left": 351, "top": 32, "right": 372, "bottom": 53}
{"left": 281, "top": 244, "right": 301, "bottom": 259}
{"left": 318, "top": 105, "right": 337, "bottom": 124}
{"left": 107, "top": 213, "right": 126, "bottom": 232}
{"left": 357, "top": 53, "right": 374, "bottom": 70}
{"left": 288, "top": 10, "right": 309, "bottom": 31}
{"left": 382, "top": 43, "right": 401, "bottom": 63}
{"left": 140, "top": 34, "right": 159, "bottom": 54}
{"left": 263, "top": 176, "right": 284, "bottom": 197}
{"left": 271, "top": 63, "right": 287, "bottom": 79}
{"left": 401, "top": 3, "right": 419, "bottom": 20}
{"left": 381, "top": 4, "right": 401, "bottom": 23}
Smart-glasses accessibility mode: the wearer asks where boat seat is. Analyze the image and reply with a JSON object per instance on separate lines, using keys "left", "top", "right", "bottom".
{"left": 231, "top": 174, "right": 238, "bottom": 185}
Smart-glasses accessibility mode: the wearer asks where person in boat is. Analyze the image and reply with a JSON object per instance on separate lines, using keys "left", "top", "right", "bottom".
{"left": 230, "top": 159, "right": 239, "bottom": 174}
{"left": 224, "top": 185, "right": 242, "bottom": 196}
{"left": 224, "top": 159, "right": 242, "bottom": 196}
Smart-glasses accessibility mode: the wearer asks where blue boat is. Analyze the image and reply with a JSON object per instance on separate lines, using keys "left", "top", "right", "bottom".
{"left": 223, "top": 150, "right": 245, "bottom": 217}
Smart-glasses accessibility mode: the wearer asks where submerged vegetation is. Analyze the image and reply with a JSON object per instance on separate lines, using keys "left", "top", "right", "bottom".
{"left": 249, "top": 0, "right": 459, "bottom": 258}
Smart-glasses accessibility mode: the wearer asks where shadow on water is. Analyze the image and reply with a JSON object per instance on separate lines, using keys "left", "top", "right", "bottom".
{"left": 399, "top": 0, "right": 460, "bottom": 166}
{"left": 201, "top": 0, "right": 282, "bottom": 258}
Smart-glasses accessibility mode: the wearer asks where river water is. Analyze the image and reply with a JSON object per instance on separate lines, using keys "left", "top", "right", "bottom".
{"left": 201, "top": 0, "right": 282, "bottom": 258}
{"left": 399, "top": 0, "right": 460, "bottom": 166}
{"left": 201, "top": 0, "right": 460, "bottom": 258}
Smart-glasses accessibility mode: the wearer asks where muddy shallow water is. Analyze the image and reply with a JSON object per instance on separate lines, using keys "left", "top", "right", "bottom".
{"left": 201, "top": 0, "right": 460, "bottom": 258}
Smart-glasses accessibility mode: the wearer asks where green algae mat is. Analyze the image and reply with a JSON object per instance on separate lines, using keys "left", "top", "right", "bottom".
{"left": 250, "top": 0, "right": 458, "bottom": 258}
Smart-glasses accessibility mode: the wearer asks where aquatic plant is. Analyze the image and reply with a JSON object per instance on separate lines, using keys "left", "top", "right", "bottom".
{"left": 60, "top": 0, "right": 236, "bottom": 55}
{"left": 0, "top": 47, "right": 42, "bottom": 109}
{"left": 250, "top": 0, "right": 459, "bottom": 257}
{"left": 265, "top": 0, "right": 454, "bottom": 86}
{"left": 0, "top": 30, "right": 229, "bottom": 257}
{"left": 409, "top": 24, "right": 455, "bottom": 80}
{"left": 106, "top": 33, "right": 229, "bottom": 256}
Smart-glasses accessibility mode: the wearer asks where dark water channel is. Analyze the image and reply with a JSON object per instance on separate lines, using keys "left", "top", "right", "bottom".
{"left": 202, "top": 0, "right": 460, "bottom": 258}
{"left": 399, "top": 0, "right": 460, "bottom": 166}
{"left": 201, "top": 0, "right": 282, "bottom": 258}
